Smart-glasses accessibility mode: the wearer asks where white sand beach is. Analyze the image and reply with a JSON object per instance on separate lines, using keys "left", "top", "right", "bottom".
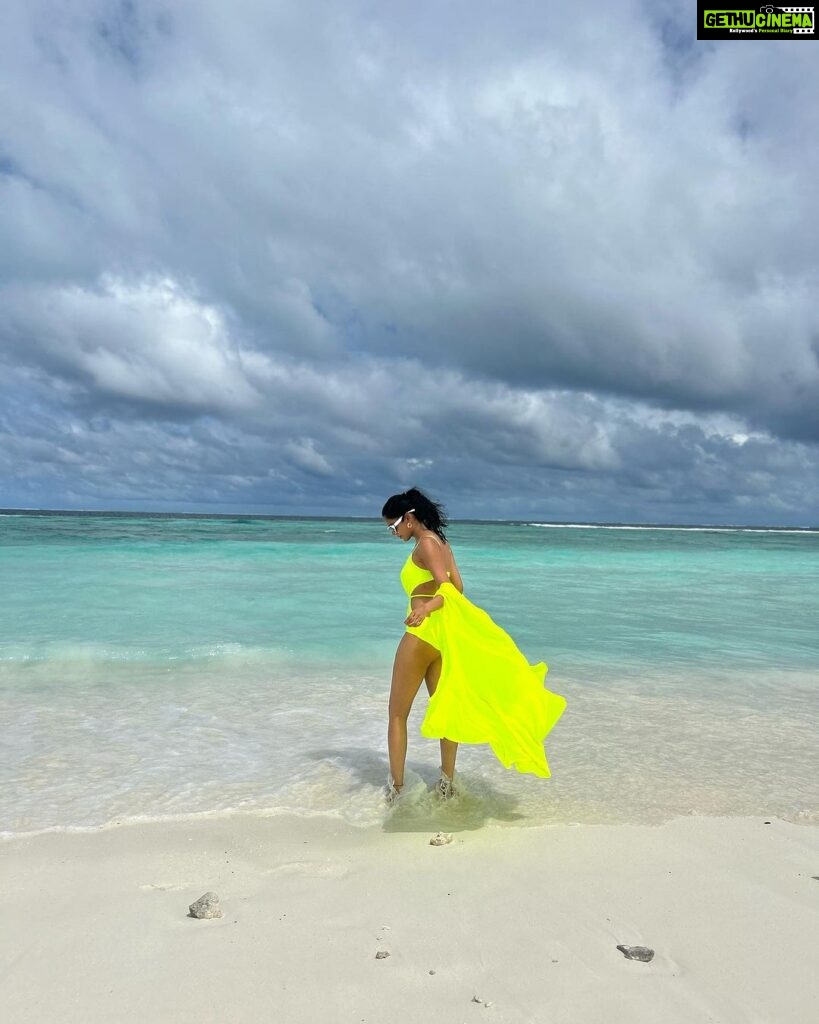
{"left": 3, "top": 813, "right": 818, "bottom": 1024}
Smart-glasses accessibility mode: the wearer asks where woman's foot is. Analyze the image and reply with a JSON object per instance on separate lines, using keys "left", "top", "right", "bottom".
{"left": 385, "top": 776, "right": 402, "bottom": 806}
{"left": 436, "top": 769, "right": 455, "bottom": 800}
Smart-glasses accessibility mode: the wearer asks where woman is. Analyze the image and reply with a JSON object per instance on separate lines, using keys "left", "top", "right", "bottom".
{"left": 382, "top": 487, "right": 566, "bottom": 803}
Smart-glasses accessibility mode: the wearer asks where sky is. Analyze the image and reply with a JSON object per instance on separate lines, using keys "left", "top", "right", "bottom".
{"left": 1, "top": 0, "right": 818, "bottom": 526}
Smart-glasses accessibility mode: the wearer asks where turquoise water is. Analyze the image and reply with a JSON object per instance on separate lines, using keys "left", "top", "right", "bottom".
{"left": 2, "top": 512, "right": 818, "bottom": 835}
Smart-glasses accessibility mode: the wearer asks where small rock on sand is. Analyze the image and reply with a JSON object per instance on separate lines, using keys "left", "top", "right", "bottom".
{"left": 375, "top": 950, "right": 390, "bottom": 959}
{"left": 616, "top": 944, "right": 654, "bottom": 962}
{"left": 430, "top": 832, "right": 453, "bottom": 846}
{"left": 188, "top": 892, "right": 222, "bottom": 919}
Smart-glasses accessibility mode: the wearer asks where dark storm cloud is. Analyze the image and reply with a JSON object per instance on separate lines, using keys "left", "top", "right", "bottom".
{"left": 1, "top": 0, "right": 817, "bottom": 522}
{"left": 4, "top": 347, "right": 817, "bottom": 524}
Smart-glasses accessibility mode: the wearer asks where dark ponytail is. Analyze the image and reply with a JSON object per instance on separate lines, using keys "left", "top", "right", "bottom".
{"left": 381, "top": 487, "right": 449, "bottom": 542}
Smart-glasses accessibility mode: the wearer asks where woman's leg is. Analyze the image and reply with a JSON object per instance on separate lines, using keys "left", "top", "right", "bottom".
{"left": 388, "top": 632, "right": 439, "bottom": 789}
{"left": 424, "top": 656, "right": 458, "bottom": 779}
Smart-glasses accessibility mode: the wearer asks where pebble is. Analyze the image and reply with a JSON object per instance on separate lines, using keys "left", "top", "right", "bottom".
{"left": 430, "top": 832, "right": 453, "bottom": 846}
{"left": 188, "top": 892, "right": 222, "bottom": 919}
{"left": 375, "top": 950, "right": 390, "bottom": 959}
{"left": 616, "top": 944, "right": 654, "bottom": 962}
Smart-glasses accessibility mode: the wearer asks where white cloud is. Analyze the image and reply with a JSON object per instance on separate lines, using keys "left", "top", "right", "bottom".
{"left": 2, "top": 275, "right": 261, "bottom": 410}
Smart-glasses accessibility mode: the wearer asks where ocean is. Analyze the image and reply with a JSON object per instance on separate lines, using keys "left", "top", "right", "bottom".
{"left": 2, "top": 511, "right": 817, "bottom": 838}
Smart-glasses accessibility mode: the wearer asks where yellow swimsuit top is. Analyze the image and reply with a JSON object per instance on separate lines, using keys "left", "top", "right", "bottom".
{"left": 400, "top": 550, "right": 451, "bottom": 598}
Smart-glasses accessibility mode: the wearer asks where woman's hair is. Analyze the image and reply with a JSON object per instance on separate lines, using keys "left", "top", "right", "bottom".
{"left": 381, "top": 487, "right": 449, "bottom": 541}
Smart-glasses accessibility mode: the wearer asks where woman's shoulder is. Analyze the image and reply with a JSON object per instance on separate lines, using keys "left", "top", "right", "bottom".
{"left": 419, "top": 531, "right": 448, "bottom": 549}
{"left": 416, "top": 533, "right": 455, "bottom": 564}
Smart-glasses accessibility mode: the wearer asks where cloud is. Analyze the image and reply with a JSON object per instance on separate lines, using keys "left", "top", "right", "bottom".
{"left": 3, "top": 337, "right": 818, "bottom": 523}
{"left": 1, "top": 275, "right": 260, "bottom": 411}
{"left": 0, "top": 0, "right": 817, "bottom": 521}
{"left": 284, "top": 437, "right": 334, "bottom": 477}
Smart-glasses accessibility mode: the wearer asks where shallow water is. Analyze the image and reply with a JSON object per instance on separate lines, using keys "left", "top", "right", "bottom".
{"left": 2, "top": 512, "right": 817, "bottom": 836}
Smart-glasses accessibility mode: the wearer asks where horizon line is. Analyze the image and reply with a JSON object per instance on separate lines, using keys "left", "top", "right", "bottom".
{"left": 1, "top": 506, "right": 816, "bottom": 532}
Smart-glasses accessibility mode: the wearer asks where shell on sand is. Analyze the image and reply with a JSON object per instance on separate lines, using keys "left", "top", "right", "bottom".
{"left": 429, "top": 832, "right": 453, "bottom": 846}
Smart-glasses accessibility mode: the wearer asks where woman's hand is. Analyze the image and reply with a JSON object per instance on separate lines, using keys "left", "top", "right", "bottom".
{"left": 404, "top": 601, "right": 432, "bottom": 627}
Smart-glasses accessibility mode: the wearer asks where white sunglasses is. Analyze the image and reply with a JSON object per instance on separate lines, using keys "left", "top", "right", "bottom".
{"left": 388, "top": 508, "right": 414, "bottom": 534}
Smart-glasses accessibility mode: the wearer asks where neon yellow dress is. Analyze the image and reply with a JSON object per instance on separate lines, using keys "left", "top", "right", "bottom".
{"left": 401, "top": 551, "right": 566, "bottom": 777}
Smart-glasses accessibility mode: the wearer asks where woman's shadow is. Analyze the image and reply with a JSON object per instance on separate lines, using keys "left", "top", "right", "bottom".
{"left": 308, "top": 746, "right": 526, "bottom": 833}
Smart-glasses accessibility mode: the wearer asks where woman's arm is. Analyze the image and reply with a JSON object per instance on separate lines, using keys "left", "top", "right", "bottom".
{"left": 418, "top": 535, "right": 451, "bottom": 585}
{"left": 404, "top": 537, "right": 456, "bottom": 625}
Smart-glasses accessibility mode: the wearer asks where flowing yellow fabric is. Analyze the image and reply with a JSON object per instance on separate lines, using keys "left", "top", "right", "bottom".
{"left": 407, "top": 581, "right": 567, "bottom": 778}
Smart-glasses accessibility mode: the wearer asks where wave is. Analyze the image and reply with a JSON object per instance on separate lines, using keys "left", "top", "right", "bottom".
{"left": 525, "top": 523, "right": 818, "bottom": 535}
{"left": 0, "top": 641, "right": 298, "bottom": 665}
